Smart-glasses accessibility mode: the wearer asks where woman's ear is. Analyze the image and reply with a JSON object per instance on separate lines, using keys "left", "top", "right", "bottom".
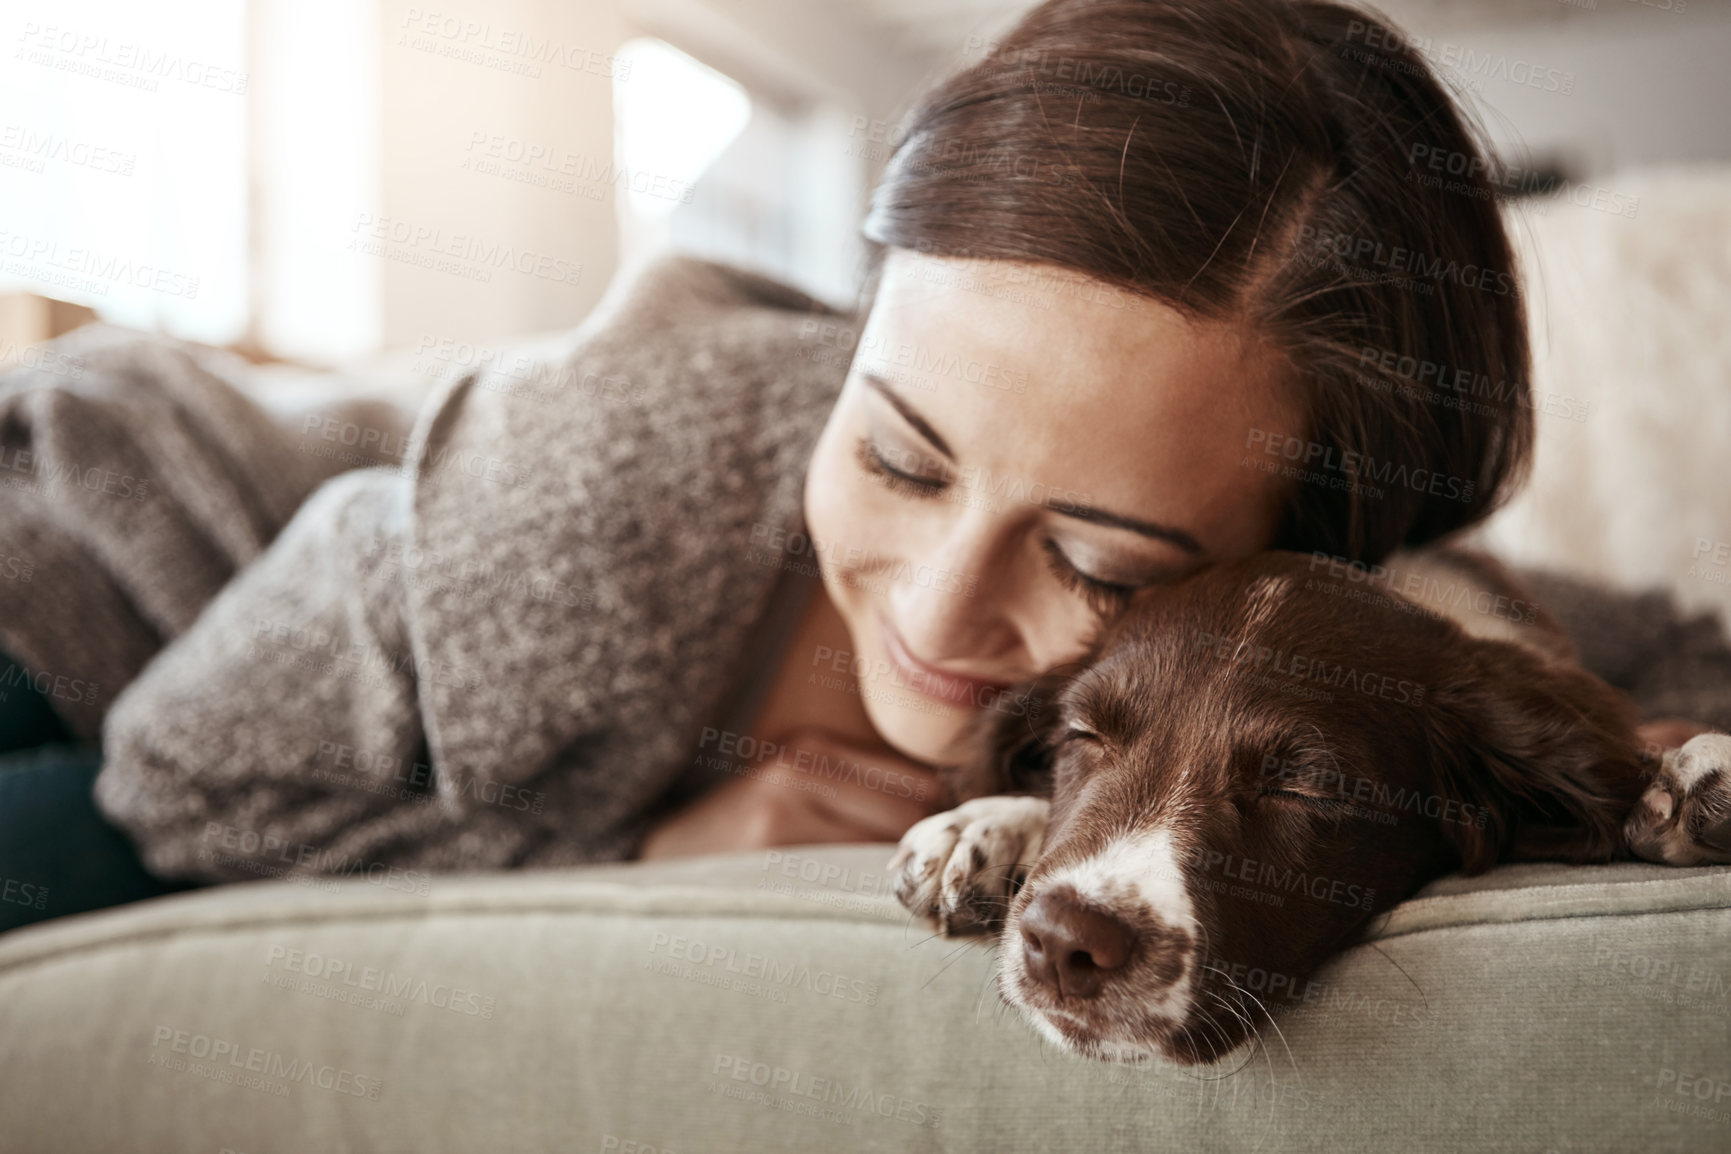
{"left": 1426, "top": 639, "right": 1647, "bottom": 874}
{"left": 948, "top": 667, "right": 1080, "bottom": 802}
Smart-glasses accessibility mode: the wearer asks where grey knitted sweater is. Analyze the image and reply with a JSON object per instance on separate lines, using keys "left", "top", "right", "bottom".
{"left": 20, "top": 255, "right": 848, "bottom": 881}
{"left": 3, "top": 254, "right": 1728, "bottom": 885}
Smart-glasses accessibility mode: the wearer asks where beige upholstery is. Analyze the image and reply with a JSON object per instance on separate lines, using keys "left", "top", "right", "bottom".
{"left": 1, "top": 845, "right": 1727, "bottom": 1152}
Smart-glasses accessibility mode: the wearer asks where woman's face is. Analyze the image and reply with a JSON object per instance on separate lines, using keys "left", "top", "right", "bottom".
{"left": 802, "top": 249, "right": 1303, "bottom": 766}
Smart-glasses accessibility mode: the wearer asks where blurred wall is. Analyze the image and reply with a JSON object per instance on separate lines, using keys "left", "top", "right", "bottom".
{"left": 374, "top": 0, "right": 628, "bottom": 352}
{"left": 1371, "top": 1, "right": 1731, "bottom": 178}
{"left": 260, "top": 0, "right": 918, "bottom": 361}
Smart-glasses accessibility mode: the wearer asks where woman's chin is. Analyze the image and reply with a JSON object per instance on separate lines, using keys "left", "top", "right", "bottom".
{"left": 859, "top": 691, "right": 973, "bottom": 769}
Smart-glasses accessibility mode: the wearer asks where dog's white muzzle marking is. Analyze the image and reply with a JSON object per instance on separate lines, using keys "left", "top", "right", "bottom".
{"left": 1011, "top": 826, "right": 1199, "bottom": 1047}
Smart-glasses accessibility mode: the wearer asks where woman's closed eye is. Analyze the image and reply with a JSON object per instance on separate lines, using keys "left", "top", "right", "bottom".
{"left": 1041, "top": 538, "right": 1136, "bottom": 615}
{"left": 852, "top": 430, "right": 1179, "bottom": 615}
{"left": 855, "top": 434, "right": 946, "bottom": 498}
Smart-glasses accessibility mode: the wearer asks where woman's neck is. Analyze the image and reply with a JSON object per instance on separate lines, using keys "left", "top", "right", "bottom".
{"left": 746, "top": 577, "right": 897, "bottom": 757}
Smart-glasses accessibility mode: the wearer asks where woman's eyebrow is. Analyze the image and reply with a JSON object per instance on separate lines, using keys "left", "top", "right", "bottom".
{"left": 861, "top": 370, "right": 1203, "bottom": 555}
{"left": 861, "top": 372, "right": 954, "bottom": 460}
{"left": 1055, "top": 505, "right": 1204, "bottom": 555}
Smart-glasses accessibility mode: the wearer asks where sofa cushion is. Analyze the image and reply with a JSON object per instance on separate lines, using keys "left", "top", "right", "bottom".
{"left": 1, "top": 845, "right": 1727, "bottom": 1153}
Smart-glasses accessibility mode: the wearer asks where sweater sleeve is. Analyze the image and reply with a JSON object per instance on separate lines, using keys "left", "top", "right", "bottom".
{"left": 92, "top": 255, "right": 851, "bottom": 883}
{"left": 92, "top": 466, "right": 595, "bottom": 884}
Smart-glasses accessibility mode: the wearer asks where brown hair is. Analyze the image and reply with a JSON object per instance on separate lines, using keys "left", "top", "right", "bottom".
{"left": 860, "top": 0, "right": 1532, "bottom": 564}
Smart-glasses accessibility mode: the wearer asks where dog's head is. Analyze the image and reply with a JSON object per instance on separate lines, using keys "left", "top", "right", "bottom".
{"left": 963, "top": 551, "right": 1643, "bottom": 1064}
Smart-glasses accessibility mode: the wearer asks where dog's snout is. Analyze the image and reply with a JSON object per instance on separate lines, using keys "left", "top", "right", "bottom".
{"left": 1018, "top": 889, "right": 1136, "bottom": 999}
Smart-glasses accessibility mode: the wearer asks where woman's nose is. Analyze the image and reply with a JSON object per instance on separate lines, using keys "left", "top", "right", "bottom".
{"left": 886, "top": 510, "right": 1022, "bottom": 664}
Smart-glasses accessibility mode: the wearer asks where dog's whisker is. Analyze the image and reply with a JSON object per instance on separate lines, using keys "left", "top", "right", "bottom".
{"left": 917, "top": 937, "right": 984, "bottom": 991}
{"left": 1364, "top": 940, "right": 1430, "bottom": 1017}
{"left": 1226, "top": 976, "right": 1299, "bottom": 1086}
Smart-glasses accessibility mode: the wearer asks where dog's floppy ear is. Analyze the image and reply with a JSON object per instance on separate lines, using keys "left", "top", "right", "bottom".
{"left": 946, "top": 666, "right": 1080, "bottom": 802}
{"left": 1425, "top": 639, "right": 1646, "bottom": 873}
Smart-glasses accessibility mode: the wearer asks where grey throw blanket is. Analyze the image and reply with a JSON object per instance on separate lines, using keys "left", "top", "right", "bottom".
{"left": 1, "top": 254, "right": 1727, "bottom": 884}
{"left": 0, "top": 323, "right": 412, "bottom": 740}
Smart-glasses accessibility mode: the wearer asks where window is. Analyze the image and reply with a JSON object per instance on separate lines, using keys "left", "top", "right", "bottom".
{"left": 612, "top": 37, "right": 865, "bottom": 309}
{"left": 0, "top": 0, "right": 249, "bottom": 343}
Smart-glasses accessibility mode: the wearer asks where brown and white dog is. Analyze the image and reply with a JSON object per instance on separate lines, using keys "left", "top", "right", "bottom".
{"left": 888, "top": 548, "right": 1731, "bottom": 1064}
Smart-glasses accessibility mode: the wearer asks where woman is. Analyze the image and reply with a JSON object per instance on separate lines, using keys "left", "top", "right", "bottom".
{"left": 635, "top": 0, "right": 1544, "bottom": 856}
{"left": 0, "top": 0, "right": 1711, "bottom": 928}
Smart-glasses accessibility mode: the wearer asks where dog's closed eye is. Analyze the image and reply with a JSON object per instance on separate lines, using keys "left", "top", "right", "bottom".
{"left": 1058, "top": 722, "right": 1102, "bottom": 747}
{"left": 1251, "top": 749, "right": 1356, "bottom": 813}
{"left": 1256, "top": 787, "right": 1352, "bottom": 816}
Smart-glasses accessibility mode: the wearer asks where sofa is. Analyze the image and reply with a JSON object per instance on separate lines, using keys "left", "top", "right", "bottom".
{"left": 1, "top": 848, "right": 1728, "bottom": 1152}
{"left": 2, "top": 166, "right": 1730, "bottom": 1153}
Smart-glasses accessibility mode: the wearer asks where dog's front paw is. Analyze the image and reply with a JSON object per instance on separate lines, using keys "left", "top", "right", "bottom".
{"left": 888, "top": 796, "right": 1049, "bottom": 936}
{"left": 1626, "top": 733, "right": 1731, "bottom": 865}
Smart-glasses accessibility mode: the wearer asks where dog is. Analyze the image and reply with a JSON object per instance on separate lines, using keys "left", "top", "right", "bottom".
{"left": 888, "top": 548, "right": 1731, "bottom": 1065}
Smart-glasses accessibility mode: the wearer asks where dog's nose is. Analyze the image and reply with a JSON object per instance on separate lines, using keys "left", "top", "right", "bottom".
{"left": 1019, "top": 889, "right": 1136, "bottom": 999}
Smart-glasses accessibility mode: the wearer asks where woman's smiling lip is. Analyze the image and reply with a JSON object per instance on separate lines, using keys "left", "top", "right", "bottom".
{"left": 878, "top": 617, "right": 1018, "bottom": 707}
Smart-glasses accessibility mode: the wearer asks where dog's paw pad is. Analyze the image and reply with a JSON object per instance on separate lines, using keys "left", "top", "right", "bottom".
{"left": 1627, "top": 733, "right": 1731, "bottom": 865}
{"left": 890, "top": 796, "right": 1049, "bottom": 936}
